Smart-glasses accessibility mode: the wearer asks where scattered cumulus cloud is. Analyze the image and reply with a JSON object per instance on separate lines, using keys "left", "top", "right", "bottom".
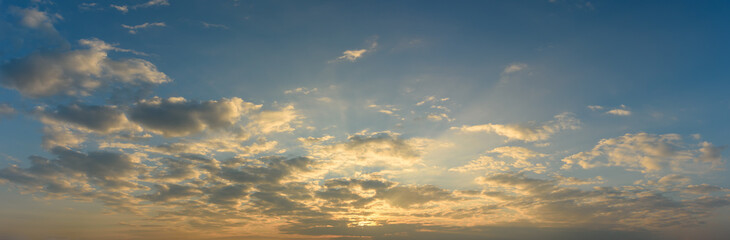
{"left": 562, "top": 133, "right": 724, "bottom": 173}
{"left": 454, "top": 112, "right": 580, "bottom": 142}
{"left": 606, "top": 108, "right": 631, "bottom": 116}
{"left": 416, "top": 96, "right": 449, "bottom": 106}
{"left": 0, "top": 38, "right": 170, "bottom": 98}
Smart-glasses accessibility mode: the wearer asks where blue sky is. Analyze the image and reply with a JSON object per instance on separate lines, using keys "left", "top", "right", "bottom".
{"left": 1, "top": 0, "right": 729, "bottom": 239}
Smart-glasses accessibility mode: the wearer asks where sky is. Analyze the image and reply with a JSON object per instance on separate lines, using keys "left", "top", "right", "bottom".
{"left": 0, "top": 0, "right": 729, "bottom": 239}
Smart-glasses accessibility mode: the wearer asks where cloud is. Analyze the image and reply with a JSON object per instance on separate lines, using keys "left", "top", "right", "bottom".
{"left": 129, "top": 97, "right": 260, "bottom": 137}
{"left": 78, "top": 3, "right": 102, "bottom": 11}
{"left": 201, "top": 22, "right": 229, "bottom": 29}
{"left": 450, "top": 147, "right": 547, "bottom": 173}
{"left": 488, "top": 146, "right": 546, "bottom": 161}
{"left": 503, "top": 63, "right": 527, "bottom": 74}
{"left": 37, "top": 104, "right": 137, "bottom": 133}
{"left": 477, "top": 172, "right": 730, "bottom": 228}
{"left": 587, "top": 105, "right": 604, "bottom": 111}
{"left": 41, "top": 125, "right": 86, "bottom": 149}
{"left": 110, "top": 4, "right": 129, "bottom": 13}
{"left": 135, "top": 0, "right": 170, "bottom": 8}
{"left": 0, "top": 38, "right": 170, "bottom": 98}
{"left": 454, "top": 112, "right": 580, "bottom": 142}
{"left": 334, "top": 40, "right": 378, "bottom": 62}
{"left": 592, "top": 104, "right": 632, "bottom": 116}
{"left": 122, "top": 22, "right": 166, "bottom": 34}
{"left": 248, "top": 105, "right": 301, "bottom": 134}
{"left": 338, "top": 49, "right": 368, "bottom": 61}
{"left": 0, "top": 104, "right": 16, "bottom": 120}
{"left": 368, "top": 104, "right": 401, "bottom": 117}
{"left": 10, "top": 7, "right": 61, "bottom": 34}
{"left": 284, "top": 87, "right": 317, "bottom": 95}
{"left": 416, "top": 96, "right": 449, "bottom": 106}
{"left": 562, "top": 133, "right": 724, "bottom": 173}
{"left": 218, "top": 157, "right": 313, "bottom": 185}
{"left": 449, "top": 156, "right": 509, "bottom": 173}
{"left": 426, "top": 113, "right": 453, "bottom": 122}
{"left": 606, "top": 109, "right": 631, "bottom": 115}
{"left": 298, "top": 135, "right": 334, "bottom": 145}
{"left": 375, "top": 185, "right": 455, "bottom": 208}
{"left": 139, "top": 183, "right": 201, "bottom": 202}
{"left": 111, "top": 0, "right": 169, "bottom": 13}
{"left": 0, "top": 147, "right": 142, "bottom": 193}
{"left": 308, "top": 131, "right": 429, "bottom": 168}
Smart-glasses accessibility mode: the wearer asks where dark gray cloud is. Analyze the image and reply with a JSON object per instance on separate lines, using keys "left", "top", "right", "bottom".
{"left": 218, "top": 157, "right": 312, "bottom": 184}
{"left": 129, "top": 97, "right": 259, "bottom": 137}
{"left": 38, "top": 103, "right": 133, "bottom": 133}
{"left": 139, "top": 183, "right": 200, "bottom": 202}
{"left": 0, "top": 147, "right": 143, "bottom": 203}
{"left": 0, "top": 39, "right": 169, "bottom": 98}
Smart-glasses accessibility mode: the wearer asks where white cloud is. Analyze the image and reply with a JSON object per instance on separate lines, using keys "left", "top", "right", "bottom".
{"left": 562, "top": 133, "right": 724, "bottom": 173}
{"left": 488, "top": 146, "right": 546, "bottom": 161}
{"left": 284, "top": 87, "right": 318, "bottom": 95}
{"left": 110, "top": 4, "right": 129, "bottom": 13}
{"left": 426, "top": 113, "right": 453, "bottom": 122}
{"left": 416, "top": 96, "right": 449, "bottom": 106}
{"left": 587, "top": 105, "right": 603, "bottom": 111}
{"left": 454, "top": 112, "right": 580, "bottom": 142}
{"left": 596, "top": 104, "right": 631, "bottom": 116}
{"left": 308, "top": 131, "right": 429, "bottom": 168}
{"left": 10, "top": 7, "right": 62, "bottom": 35}
{"left": 249, "top": 105, "right": 301, "bottom": 134}
{"left": 111, "top": 0, "right": 169, "bottom": 13}
{"left": 334, "top": 40, "right": 378, "bottom": 62}
{"left": 606, "top": 109, "right": 631, "bottom": 116}
{"left": 338, "top": 49, "right": 368, "bottom": 61}
{"left": 367, "top": 104, "right": 400, "bottom": 117}
{"left": 122, "top": 22, "right": 166, "bottom": 34}
{"left": 450, "top": 146, "right": 547, "bottom": 174}
{"left": 503, "top": 63, "right": 527, "bottom": 74}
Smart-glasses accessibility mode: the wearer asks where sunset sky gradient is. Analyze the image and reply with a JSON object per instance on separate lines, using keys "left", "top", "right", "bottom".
{"left": 1, "top": 0, "right": 729, "bottom": 239}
